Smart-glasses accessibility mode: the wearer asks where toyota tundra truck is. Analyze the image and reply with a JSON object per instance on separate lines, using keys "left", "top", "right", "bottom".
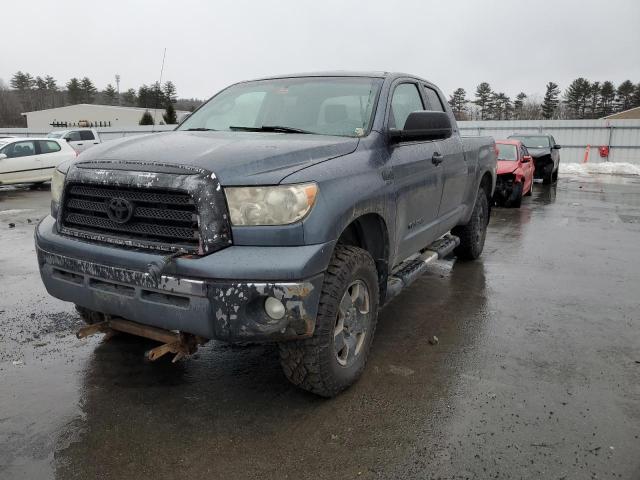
{"left": 36, "top": 72, "right": 496, "bottom": 397}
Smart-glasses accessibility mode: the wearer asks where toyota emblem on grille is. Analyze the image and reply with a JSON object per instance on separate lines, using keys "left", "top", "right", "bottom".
{"left": 106, "top": 197, "right": 134, "bottom": 224}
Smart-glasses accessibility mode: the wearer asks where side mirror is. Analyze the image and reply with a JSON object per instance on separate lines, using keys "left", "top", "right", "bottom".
{"left": 522, "top": 155, "right": 532, "bottom": 163}
{"left": 553, "top": 144, "right": 561, "bottom": 149}
{"left": 389, "top": 111, "right": 453, "bottom": 143}
{"left": 65, "top": 137, "right": 71, "bottom": 142}
{"left": 0, "top": 153, "right": 6, "bottom": 160}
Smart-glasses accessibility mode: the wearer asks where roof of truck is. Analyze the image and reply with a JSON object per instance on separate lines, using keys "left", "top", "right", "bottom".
{"left": 251, "top": 71, "right": 423, "bottom": 81}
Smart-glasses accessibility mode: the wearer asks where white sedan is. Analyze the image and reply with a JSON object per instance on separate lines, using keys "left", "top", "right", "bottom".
{"left": 0, "top": 137, "right": 77, "bottom": 185}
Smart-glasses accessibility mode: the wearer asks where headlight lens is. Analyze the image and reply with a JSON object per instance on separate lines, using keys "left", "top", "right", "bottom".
{"left": 51, "top": 168, "right": 66, "bottom": 204}
{"left": 225, "top": 183, "right": 318, "bottom": 226}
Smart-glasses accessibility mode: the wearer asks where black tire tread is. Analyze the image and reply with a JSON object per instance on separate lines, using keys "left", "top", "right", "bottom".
{"left": 452, "top": 187, "right": 489, "bottom": 261}
{"left": 278, "top": 245, "right": 378, "bottom": 397}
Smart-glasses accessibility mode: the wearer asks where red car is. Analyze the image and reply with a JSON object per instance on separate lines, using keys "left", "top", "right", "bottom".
{"left": 493, "top": 139, "right": 534, "bottom": 207}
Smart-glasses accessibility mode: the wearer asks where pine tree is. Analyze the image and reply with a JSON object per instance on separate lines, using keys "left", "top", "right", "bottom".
{"left": 80, "top": 77, "right": 97, "bottom": 103}
{"left": 587, "top": 82, "right": 601, "bottom": 119}
{"left": 137, "top": 85, "right": 151, "bottom": 108}
{"left": 66, "top": 77, "right": 83, "bottom": 104}
{"left": 598, "top": 81, "right": 616, "bottom": 117}
{"left": 473, "top": 82, "right": 493, "bottom": 120}
{"left": 632, "top": 83, "right": 640, "bottom": 109}
{"left": 122, "top": 88, "right": 137, "bottom": 106}
{"left": 163, "top": 81, "right": 177, "bottom": 104}
{"left": 513, "top": 92, "right": 527, "bottom": 119}
{"left": 103, "top": 84, "right": 117, "bottom": 105}
{"left": 163, "top": 102, "right": 177, "bottom": 124}
{"left": 616, "top": 80, "right": 635, "bottom": 111}
{"left": 490, "top": 93, "right": 512, "bottom": 120}
{"left": 564, "top": 78, "right": 591, "bottom": 119}
{"left": 448, "top": 88, "right": 468, "bottom": 120}
{"left": 139, "top": 110, "right": 155, "bottom": 125}
{"left": 542, "top": 82, "right": 560, "bottom": 119}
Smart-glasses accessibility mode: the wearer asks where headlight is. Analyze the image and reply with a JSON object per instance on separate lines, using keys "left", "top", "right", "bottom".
{"left": 225, "top": 183, "right": 318, "bottom": 226}
{"left": 51, "top": 168, "right": 66, "bottom": 204}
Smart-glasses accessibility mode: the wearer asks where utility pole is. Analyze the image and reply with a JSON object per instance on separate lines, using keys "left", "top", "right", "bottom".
{"left": 115, "top": 74, "right": 121, "bottom": 106}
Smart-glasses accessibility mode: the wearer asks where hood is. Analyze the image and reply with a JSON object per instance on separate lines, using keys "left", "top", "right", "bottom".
{"left": 497, "top": 160, "right": 518, "bottom": 175}
{"left": 527, "top": 147, "right": 551, "bottom": 158}
{"left": 76, "top": 131, "right": 359, "bottom": 185}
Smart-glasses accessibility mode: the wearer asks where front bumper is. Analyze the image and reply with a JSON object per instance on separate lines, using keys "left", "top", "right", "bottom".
{"left": 494, "top": 174, "right": 520, "bottom": 202}
{"left": 36, "top": 216, "right": 334, "bottom": 342}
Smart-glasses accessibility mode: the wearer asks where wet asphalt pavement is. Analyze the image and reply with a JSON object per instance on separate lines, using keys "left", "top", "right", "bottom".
{"left": 1, "top": 174, "right": 639, "bottom": 480}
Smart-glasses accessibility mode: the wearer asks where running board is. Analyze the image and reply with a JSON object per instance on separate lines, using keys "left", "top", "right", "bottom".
{"left": 384, "top": 234, "right": 460, "bottom": 305}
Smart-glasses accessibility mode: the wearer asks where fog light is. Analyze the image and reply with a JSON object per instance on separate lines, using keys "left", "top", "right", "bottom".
{"left": 264, "top": 296, "right": 286, "bottom": 320}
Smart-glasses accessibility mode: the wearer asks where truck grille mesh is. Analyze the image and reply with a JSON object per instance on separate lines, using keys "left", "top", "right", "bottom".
{"left": 60, "top": 184, "right": 200, "bottom": 250}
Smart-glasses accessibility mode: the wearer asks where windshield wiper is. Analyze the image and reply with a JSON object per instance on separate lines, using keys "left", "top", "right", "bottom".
{"left": 229, "top": 125, "right": 312, "bottom": 134}
{"left": 184, "top": 127, "right": 217, "bottom": 131}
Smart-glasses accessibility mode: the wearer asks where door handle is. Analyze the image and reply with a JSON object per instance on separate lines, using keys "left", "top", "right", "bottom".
{"left": 432, "top": 152, "right": 444, "bottom": 166}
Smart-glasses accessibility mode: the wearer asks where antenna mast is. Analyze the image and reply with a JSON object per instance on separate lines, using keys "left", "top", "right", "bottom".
{"left": 153, "top": 48, "right": 167, "bottom": 125}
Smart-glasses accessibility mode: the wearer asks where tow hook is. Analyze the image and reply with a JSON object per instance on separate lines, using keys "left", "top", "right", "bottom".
{"left": 145, "top": 248, "right": 188, "bottom": 285}
{"left": 76, "top": 316, "right": 208, "bottom": 363}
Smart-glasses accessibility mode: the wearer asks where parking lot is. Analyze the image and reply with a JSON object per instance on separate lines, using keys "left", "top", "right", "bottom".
{"left": 1, "top": 173, "right": 639, "bottom": 479}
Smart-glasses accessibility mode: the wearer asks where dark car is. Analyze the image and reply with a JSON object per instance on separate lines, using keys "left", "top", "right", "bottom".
{"left": 508, "top": 134, "right": 561, "bottom": 184}
{"left": 36, "top": 72, "right": 496, "bottom": 396}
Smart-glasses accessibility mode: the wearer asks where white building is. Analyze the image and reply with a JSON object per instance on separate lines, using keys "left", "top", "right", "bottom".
{"left": 22, "top": 104, "right": 190, "bottom": 130}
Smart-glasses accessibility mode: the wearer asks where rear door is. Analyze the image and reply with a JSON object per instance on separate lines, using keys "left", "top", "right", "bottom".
{"left": 36, "top": 140, "right": 67, "bottom": 178}
{"left": 388, "top": 81, "right": 444, "bottom": 262}
{"left": 0, "top": 140, "right": 39, "bottom": 184}
{"left": 422, "top": 84, "right": 467, "bottom": 218}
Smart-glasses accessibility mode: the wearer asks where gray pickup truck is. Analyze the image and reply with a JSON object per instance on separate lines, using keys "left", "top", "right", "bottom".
{"left": 36, "top": 72, "right": 496, "bottom": 397}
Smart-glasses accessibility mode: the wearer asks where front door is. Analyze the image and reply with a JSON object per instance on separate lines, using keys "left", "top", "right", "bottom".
{"left": 388, "top": 82, "right": 443, "bottom": 262}
{"left": 421, "top": 85, "right": 468, "bottom": 218}
{"left": 0, "top": 140, "right": 39, "bottom": 184}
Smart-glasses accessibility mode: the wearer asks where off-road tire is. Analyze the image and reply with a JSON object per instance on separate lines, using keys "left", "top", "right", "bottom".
{"left": 278, "top": 245, "right": 379, "bottom": 397}
{"left": 452, "top": 187, "right": 489, "bottom": 261}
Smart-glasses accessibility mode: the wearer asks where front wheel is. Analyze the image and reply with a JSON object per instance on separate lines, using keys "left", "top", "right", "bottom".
{"left": 452, "top": 187, "right": 489, "bottom": 260}
{"left": 506, "top": 182, "right": 523, "bottom": 208}
{"left": 278, "top": 245, "right": 379, "bottom": 397}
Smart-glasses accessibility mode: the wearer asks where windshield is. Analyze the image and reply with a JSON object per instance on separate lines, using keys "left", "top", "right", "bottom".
{"left": 510, "top": 136, "right": 549, "bottom": 148}
{"left": 178, "top": 77, "right": 383, "bottom": 138}
{"left": 48, "top": 131, "right": 66, "bottom": 138}
{"left": 496, "top": 144, "right": 518, "bottom": 161}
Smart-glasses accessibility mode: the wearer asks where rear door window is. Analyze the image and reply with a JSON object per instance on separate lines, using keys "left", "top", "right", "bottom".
{"left": 79, "top": 130, "right": 95, "bottom": 140}
{"left": 389, "top": 83, "right": 424, "bottom": 129}
{"left": 38, "top": 140, "right": 62, "bottom": 154}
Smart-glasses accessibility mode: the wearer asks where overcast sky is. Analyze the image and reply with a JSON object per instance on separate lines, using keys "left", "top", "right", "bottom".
{"left": 2, "top": 0, "right": 639, "bottom": 101}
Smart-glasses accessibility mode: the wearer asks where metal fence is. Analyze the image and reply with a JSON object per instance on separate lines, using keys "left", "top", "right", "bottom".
{"left": 458, "top": 119, "right": 640, "bottom": 164}
{"left": 0, "top": 125, "right": 175, "bottom": 142}
{"left": 2, "top": 120, "right": 640, "bottom": 164}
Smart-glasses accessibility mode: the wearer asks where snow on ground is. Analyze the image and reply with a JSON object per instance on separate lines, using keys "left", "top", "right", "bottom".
{"left": 560, "top": 162, "right": 640, "bottom": 176}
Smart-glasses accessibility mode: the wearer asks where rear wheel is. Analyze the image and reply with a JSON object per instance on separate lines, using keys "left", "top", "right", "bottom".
{"left": 278, "top": 245, "right": 379, "bottom": 397}
{"left": 453, "top": 187, "right": 489, "bottom": 260}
